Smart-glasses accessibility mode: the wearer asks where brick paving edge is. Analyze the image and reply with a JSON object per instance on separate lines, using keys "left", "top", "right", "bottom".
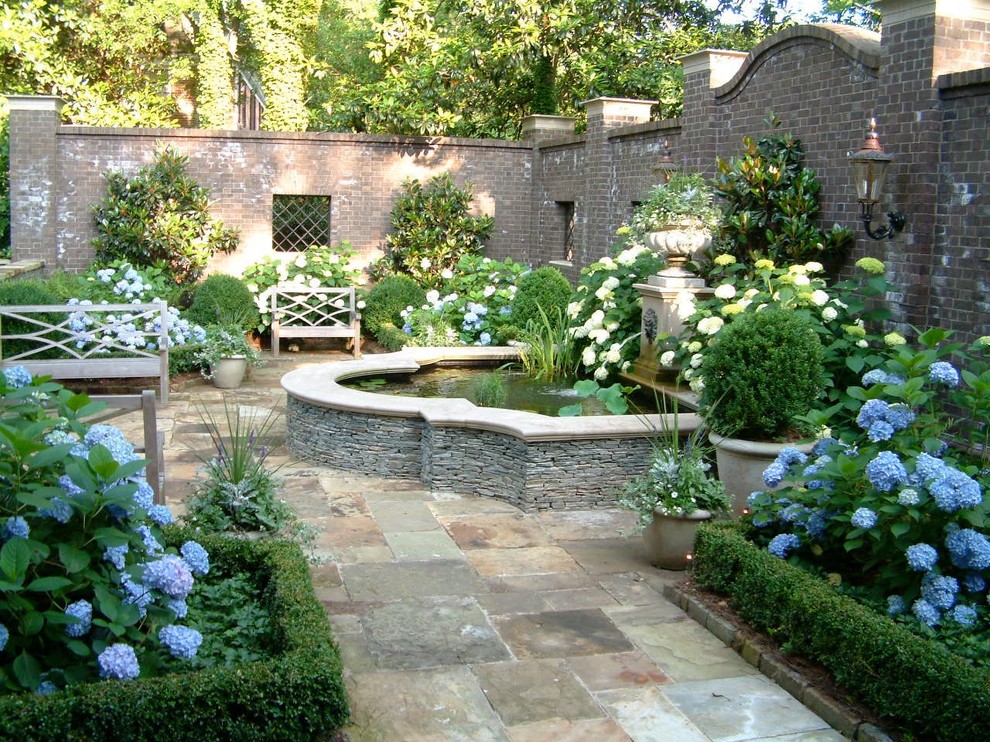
{"left": 662, "top": 583, "right": 895, "bottom": 742}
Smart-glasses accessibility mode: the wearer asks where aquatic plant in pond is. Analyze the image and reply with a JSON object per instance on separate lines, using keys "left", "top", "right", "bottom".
{"left": 0, "top": 367, "right": 207, "bottom": 693}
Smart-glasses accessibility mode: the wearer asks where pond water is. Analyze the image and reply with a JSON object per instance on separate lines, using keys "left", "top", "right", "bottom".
{"left": 344, "top": 366, "right": 617, "bottom": 416}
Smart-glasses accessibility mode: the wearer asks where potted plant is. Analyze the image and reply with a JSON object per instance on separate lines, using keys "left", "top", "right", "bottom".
{"left": 194, "top": 324, "right": 263, "bottom": 389}
{"left": 618, "top": 412, "right": 731, "bottom": 570}
{"left": 697, "top": 307, "right": 825, "bottom": 515}
{"left": 632, "top": 172, "right": 720, "bottom": 272}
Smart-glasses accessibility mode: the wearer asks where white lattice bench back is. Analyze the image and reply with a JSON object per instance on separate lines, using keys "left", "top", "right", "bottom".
{"left": 270, "top": 286, "right": 362, "bottom": 359}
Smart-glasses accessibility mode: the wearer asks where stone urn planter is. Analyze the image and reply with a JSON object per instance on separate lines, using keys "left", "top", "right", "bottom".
{"left": 211, "top": 356, "right": 248, "bottom": 389}
{"left": 645, "top": 223, "right": 712, "bottom": 277}
{"left": 709, "top": 433, "right": 815, "bottom": 517}
{"left": 642, "top": 509, "right": 713, "bottom": 570}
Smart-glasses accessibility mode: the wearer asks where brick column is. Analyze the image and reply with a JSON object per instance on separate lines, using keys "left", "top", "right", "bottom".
{"left": 873, "top": 0, "right": 990, "bottom": 327}
{"left": 677, "top": 50, "right": 748, "bottom": 174}
{"left": 7, "top": 96, "right": 63, "bottom": 272}
{"left": 580, "top": 97, "right": 656, "bottom": 263}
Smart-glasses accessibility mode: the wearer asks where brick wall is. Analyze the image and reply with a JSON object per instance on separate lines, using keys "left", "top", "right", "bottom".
{"left": 7, "top": 0, "right": 990, "bottom": 343}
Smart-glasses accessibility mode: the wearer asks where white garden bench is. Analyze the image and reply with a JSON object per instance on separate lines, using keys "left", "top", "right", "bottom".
{"left": 270, "top": 286, "right": 362, "bottom": 359}
{"left": 0, "top": 301, "right": 170, "bottom": 503}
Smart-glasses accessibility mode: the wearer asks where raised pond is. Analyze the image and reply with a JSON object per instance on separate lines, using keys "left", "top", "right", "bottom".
{"left": 281, "top": 347, "right": 701, "bottom": 511}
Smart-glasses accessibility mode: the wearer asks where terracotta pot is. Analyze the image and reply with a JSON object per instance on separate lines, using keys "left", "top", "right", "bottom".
{"left": 709, "top": 433, "right": 814, "bottom": 517}
{"left": 642, "top": 508, "right": 712, "bottom": 570}
{"left": 212, "top": 356, "right": 248, "bottom": 389}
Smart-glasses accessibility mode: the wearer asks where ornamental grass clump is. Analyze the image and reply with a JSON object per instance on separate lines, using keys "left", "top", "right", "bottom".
{"left": 748, "top": 330, "right": 990, "bottom": 661}
{"left": 699, "top": 307, "right": 825, "bottom": 441}
{"left": 0, "top": 367, "right": 208, "bottom": 694}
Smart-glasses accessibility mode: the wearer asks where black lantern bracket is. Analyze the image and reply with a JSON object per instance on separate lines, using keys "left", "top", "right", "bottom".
{"left": 848, "top": 119, "right": 907, "bottom": 241}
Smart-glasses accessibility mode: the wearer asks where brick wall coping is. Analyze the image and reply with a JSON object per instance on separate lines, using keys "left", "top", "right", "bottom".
{"left": 281, "top": 346, "right": 700, "bottom": 443}
{"left": 938, "top": 65, "right": 990, "bottom": 93}
{"left": 714, "top": 24, "right": 881, "bottom": 102}
{"left": 535, "top": 136, "right": 587, "bottom": 152}
{"left": 55, "top": 125, "right": 531, "bottom": 152}
{"left": 607, "top": 117, "right": 683, "bottom": 143}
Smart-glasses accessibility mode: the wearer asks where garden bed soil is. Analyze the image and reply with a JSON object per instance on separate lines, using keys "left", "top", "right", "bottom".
{"left": 677, "top": 576, "right": 902, "bottom": 741}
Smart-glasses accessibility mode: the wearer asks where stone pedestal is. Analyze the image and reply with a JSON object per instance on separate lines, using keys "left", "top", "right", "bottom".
{"left": 631, "top": 273, "right": 713, "bottom": 385}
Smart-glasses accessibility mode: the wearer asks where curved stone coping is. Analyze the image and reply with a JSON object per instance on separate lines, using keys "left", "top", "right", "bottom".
{"left": 281, "top": 346, "right": 702, "bottom": 443}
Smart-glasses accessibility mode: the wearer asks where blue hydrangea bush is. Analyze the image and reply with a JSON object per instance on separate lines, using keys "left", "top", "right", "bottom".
{"left": 0, "top": 367, "right": 209, "bottom": 693}
{"left": 747, "top": 329, "right": 990, "bottom": 657}
{"left": 400, "top": 255, "right": 527, "bottom": 346}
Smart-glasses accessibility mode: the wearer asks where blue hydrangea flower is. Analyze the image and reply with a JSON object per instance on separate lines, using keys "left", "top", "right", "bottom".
{"left": 913, "top": 452, "right": 947, "bottom": 482}
{"left": 104, "top": 544, "right": 129, "bottom": 570}
{"left": 804, "top": 510, "right": 829, "bottom": 540}
{"left": 746, "top": 491, "right": 762, "bottom": 508}
{"left": 856, "top": 399, "right": 889, "bottom": 429}
{"left": 885, "top": 404, "right": 915, "bottom": 430}
{"left": 768, "top": 533, "right": 801, "bottom": 558}
{"left": 962, "top": 573, "right": 987, "bottom": 594}
{"left": 2, "top": 516, "right": 29, "bottom": 541}
{"left": 132, "top": 480, "right": 154, "bottom": 511}
{"left": 762, "top": 461, "right": 788, "bottom": 488}
{"left": 136, "top": 525, "right": 163, "bottom": 555}
{"left": 64, "top": 600, "right": 93, "bottom": 638}
{"left": 780, "top": 504, "right": 808, "bottom": 523}
{"left": 82, "top": 425, "right": 137, "bottom": 466}
{"left": 142, "top": 555, "right": 194, "bottom": 599}
{"left": 928, "top": 361, "right": 960, "bottom": 387}
{"left": 0, "top": 623, "right": 8, "bottom": 652}
{"left": 921, "top": 573, "right": 959, "bottom": 610}
{"left": 905, "top": 543, "right": 938, "bottom": 572}
{"left": 36, "top": 681, "right": 58, "bottom": 695}
{"left": 39, "top": 497, "right": 73, "bottom": 524}
{"left": 811, "top": 438, "right": 839, "bottom": 457}
{"left": 867, "top": 420, "right": 895, "bottom": 442}
{"left": 945, "top": 529, "right": 990, "bottom": 570}
{"left": 97, "top": 644, "right": 140, "bottom": 680}
{"left": 147, "top": 505, "right": 174, "bottom": 526}
{"left": 167, "top": 599, "right": 189, "bottom": 619}
{"left": 887, "top": 595, "right": 906, "bottom": 616}
{"left": 947, "top": 604, "right": 978, "bottom": 627}
{"left": 897, "top": 488, "right": 920, "bottom": 507}
{"left": 861, "top": 369, "right": 905, "bottom": 387}
{"left": 2, "top": 365, "right": 33, "bottom": 388}
{"left": 912, "top": 599, "right": 940, "bottom": 627}
{"left": 777, "top": 447, "right": 808, "bottom": 467}
{"left": 865, "top": 451, "right": 907, "bottom": 493}
{"left": 180, "top": 541, "right": 210, "bottom": 577}
{"left": 850, "top": 507, "right": 878, "bottom": 530}
{"left": 120, "top": 575, "right": 155, "bottom": 617}
{"left": 928, "top": 467, "right": 982, "bottom": 512}
{"left": 751, "top": 514, "right": 774, "bottom": 528}
{"left": 158, "top": 625, "right": 203, "bottom": 660}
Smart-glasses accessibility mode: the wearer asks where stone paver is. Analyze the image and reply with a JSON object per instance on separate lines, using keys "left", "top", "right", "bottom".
{"left": 161, "top": 352, "right": 851, "bottom": 741}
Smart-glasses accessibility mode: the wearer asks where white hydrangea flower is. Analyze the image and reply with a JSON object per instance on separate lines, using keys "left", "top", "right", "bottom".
{"left": 690, "top": 353, "right": 704, "bottom": 369}
{"left": 689, "top": 376, "right": 705, "bottom": 393}
{"left": 294, "top": 255, "right": 308, "bottom": 268}
{"left": 420, "top": 258, "right": 432, "bottom": 269}
{"left": 697, "top": 317, "right": 724, "bottom": 335}
{"left": 687, "top": 341, "right": 702, "bottom": 353}
{"left": 805, "top": 261, "right": 824, "bottom": 273}
{"left": 602, "top": 276, "right": 620, "bottom": 290}
{"left": 566, "top": 301, "right": 584, "bottom": 319}
{"left": 744, "top": 288, "right": 760, "bottom": 299}
{"left": 599, "top": 257, "right": 617, "bottom": 270}
{"left": 483, "top": 285, "right": 496, "bottom": 298}
{"left": 821, "top": 306, "right": 838, "bottom": 322}
{"left": 660, "top": 351, "right": 676, "bottom": 366}
{"left": 594, "top": 365, "right": 609, "bottom": 381}
{"left": 582, "top": 347, "right": 598, "bottom": 366}
{"left": 595, "top": 286, "right": 613, "bottom": 301}
{"left": 714, "top": 284, "right": 736, "bottom": 300}
{"left": 606, "top": 321, "right": 620, "bottom": 332}
{"left": 441, "top": 268, "right": 454, "bottom": 280}
{"left": 589, "top": 328, "right": 611, "bottom": 344}
{"left": 605, "top": 347, "right": 622, "bottom": 364}
{"left": 793, "top": 274, "right": 811, "bottom": 286}
{"left": 811, "top": 290, "right": 829, "bottom": 306}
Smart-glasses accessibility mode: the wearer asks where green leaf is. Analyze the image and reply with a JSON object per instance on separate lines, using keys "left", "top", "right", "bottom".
{"left": 890, "top": 521, "right": 911, "bottom": 538}
{"left": 93, "top": 527, "right": 131, "bottom": 548}
{"left": 20, "top": 611, "right": 44, "bottom": 636}
{"left": 26, "top": 443, "right": 75, "bottom": 470}
{"left": 87, "top": 444, "right": 115, "bottom": 477}
{"left": 572, "top": 379, "right": 600, "bottom": 397}
{"left": 0, "top": 580, "right": 23, "bottom": 592}
{"left": 59, "top": 543, "right": 91, "bottom": 574}
{"left": 12, "top": 652, "right": 41, "bottom": 690}
{"left": 0, "top": 539, "right": 31, "bottom": 581}
{"left": 66, "top": 640, "right": 90, "bottom": 657}
{"left": 26, "top": 576, "right": 73, "bottom": 593}
{"left": 844, "top": 538, "right": 864, "bottom": 551}
{"left": 558, "top": 403, "right": 582, "bottom": 417}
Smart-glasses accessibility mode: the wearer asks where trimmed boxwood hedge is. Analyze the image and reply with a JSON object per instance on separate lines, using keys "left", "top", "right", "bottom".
{"left": 693, "top": 521, "right": 990, "bottom": 742}
{"left": 0, "top": 532, "right": 350, "bottom": 740}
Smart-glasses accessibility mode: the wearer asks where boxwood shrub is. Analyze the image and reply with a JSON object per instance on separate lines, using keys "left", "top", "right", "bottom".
{"left": 0, "top": 532, "right": 350, "bottom": 740}
{"left": 693, "top": 521, "right": 990, "bottom": 741}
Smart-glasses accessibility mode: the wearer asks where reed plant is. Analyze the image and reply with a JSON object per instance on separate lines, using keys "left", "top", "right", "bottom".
{"left": 517, "top": 305, "right": 578, "bottom": 382}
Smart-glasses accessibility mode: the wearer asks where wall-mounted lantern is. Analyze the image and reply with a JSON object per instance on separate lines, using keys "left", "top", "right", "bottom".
{"left": 847, "top": 118, "right": 906, "bottom": 240}
{"left": 654, "top": 139, "right": 679, "bottom": 183}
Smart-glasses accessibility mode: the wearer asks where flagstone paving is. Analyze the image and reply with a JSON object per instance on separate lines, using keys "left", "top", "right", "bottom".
{"left": 157, "top": 352, "right": 848, "bottom": 741}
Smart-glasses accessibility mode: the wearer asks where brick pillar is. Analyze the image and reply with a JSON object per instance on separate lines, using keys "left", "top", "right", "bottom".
{"left": 873, "top": 0, "right": 990, "bottom": 327}
{"left": 580, "top": 97, "right": 656, "bottom": 263}
{"left": 7, "top": 96, "right": 63, "bottom": 272}
{"left": 520, "top": 115, "right": 576, "bottom": 144}
{"left": 677, "top": 50, "right": 748, "bottom": 174}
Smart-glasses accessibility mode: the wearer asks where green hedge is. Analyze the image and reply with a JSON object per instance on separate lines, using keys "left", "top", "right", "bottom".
{"left": 693, "top": 522, "right": 990, "bottom": 741}
{"left": 0, "top": 533, "right": 350, "bottom": 740}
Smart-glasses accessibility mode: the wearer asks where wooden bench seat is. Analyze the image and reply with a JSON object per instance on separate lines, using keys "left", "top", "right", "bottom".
{"left": 270, "top": 286, "right": 361, "bottom": 359}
